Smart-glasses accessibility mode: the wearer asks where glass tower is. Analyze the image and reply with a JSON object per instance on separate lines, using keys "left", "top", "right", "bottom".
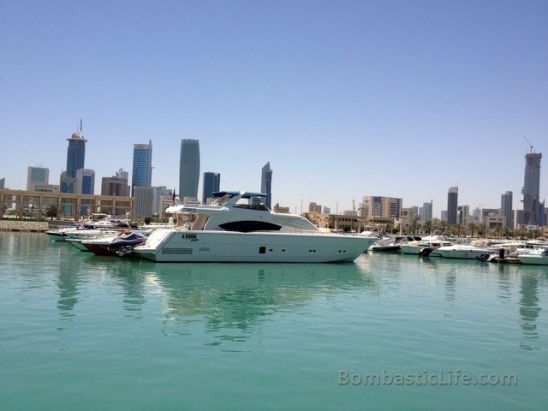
{"left": 447, "top": 186, "right": 458, "bottom": 225}
{"left": 202, "top": 172, "right": 220, "bottom": 203}
{"left": 61, "top": 130, "right": 87, "bottom": 193}
{"left": 522, "top": 152, "right": 542, "bottom": 225}
{"left": 500, "top": 191, "right": 513, "bottom": 229}
{"left": 261, "top": 162, "right": 273, "bottom": 209}
{"left": 132, "top": 140, "right": 153, "bottom": 197}
{"left": 179, "top": 139, "right": 200, "bottom": 199}
{"left": 75, "top": 169, "right": 95, "bottom": 195}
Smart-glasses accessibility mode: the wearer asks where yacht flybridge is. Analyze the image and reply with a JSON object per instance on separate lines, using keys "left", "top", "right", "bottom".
{"left": 133, "top": 191, "right": 376, "bottom": 262}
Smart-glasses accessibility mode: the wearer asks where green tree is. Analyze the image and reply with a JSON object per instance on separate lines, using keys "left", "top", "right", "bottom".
{"left": 477, "top": 223, "right": 488, "bottom": 238}
{"left": 46, "top": 204, "right": 58, "bottom": 219}
{"left": 423, "top": 220, "right": 433, "bottom": 235}
{"left": 467, "top": 222, "right": 477, "bottom": 238}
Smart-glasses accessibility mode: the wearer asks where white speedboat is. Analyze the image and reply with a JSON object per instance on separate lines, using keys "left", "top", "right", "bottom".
{"left": 400, "top": 236, "right": 453, "bottom": 256}
{"left": 133, "top": 191, "right": 377, "bottom": 263}
{"left": 437, "top": 244, "right": 490, "bottom": 259}
{"left": 518, "top": 248, "right": 548, "bottom": 265}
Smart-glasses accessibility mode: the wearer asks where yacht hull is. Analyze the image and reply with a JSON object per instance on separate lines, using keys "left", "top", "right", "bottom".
{"left": 437, "top": 249, "right": 488, "bottom": 259}
{"left": 399, "top": 245, "right": 422, "bottom": 255}
{"left": 133, "top": 229, "right": 375, "bottom": 263}
{"left": 518, "top": 256, "right": 548, "bottom": 265}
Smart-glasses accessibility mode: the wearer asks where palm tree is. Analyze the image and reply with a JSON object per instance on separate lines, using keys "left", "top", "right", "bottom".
{"left": 467, "top": 222, "right": 477, "bottom": 238}
{"left": 477, "top": 223, "right": 488, "bottom": 238}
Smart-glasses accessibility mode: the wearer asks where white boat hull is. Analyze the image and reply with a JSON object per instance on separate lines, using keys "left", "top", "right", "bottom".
{"left": 133, "top": 229, "right": 376, "bottom": 263}
{"left": 437, "top": 248, "right": 488, "bottom": 259}
{"left": 518, "top": 255, "right": 548, "bottom": 265}
{"left": 399, "top": 245, "right": 422, "bottom": 255}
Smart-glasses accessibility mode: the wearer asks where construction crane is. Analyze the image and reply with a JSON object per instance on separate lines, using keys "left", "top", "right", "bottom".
{"left": 523, "top": 136, "right": 534, "bottom": 153}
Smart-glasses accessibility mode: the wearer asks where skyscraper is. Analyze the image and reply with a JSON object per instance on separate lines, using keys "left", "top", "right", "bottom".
{"left": 420, "top": 200, "right": 433, "bottom": 222}
{"left": 457, "top": 205, "right": 470, "bottom": 226}
{"left": 261, "top": 162, "right": 273, "bottom": 209}
{"left": 75, "top": 169, "right": 95, "bottom": 194}
{"left": 522, "top": 151, "right": 542, "bottom": 225}
{"left": 179, "top": 139, "right": 200, "bottom": 199}
{"left": 500, "top": 191, "right": 513, "bottom": 229}
{"left": 133, "top": 186, "right": 154, "bottom": 218}
{"left": 447, "top": 186, "right": 458, "bottom": 225}
{"left": 60, "top": 126, "right": 87, "bottom": 193}
{"left": 132, "top": 140, "right": 153, "bottom": 196}
{"left": 202, "top": 172, "right": 220, "bottom": 203}
{"left": 27, "top": 166, "right": 49, "bottom": 191}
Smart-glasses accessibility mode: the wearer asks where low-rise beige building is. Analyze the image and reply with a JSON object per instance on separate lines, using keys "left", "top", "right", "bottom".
{"left": 0, "top": 188, "right": 132, "bottom": 219}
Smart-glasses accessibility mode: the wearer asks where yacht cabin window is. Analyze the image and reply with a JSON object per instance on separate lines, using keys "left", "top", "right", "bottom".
{"left": 233, "top": 196, "right": 270, "bottom": 211}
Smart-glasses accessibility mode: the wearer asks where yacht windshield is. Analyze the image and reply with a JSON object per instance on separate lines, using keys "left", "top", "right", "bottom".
{"left": 233, "top": 196, "right": 270, "bottom": 211}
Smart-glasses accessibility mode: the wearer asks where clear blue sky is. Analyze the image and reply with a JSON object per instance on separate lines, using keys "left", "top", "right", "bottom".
{"left": 1, "top": 0, "right": 547, "bottom": 216}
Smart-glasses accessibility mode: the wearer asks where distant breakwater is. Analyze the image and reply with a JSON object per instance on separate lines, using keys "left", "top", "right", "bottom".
{"left": 0, "top": 220, "right": 48, "bottom": 232}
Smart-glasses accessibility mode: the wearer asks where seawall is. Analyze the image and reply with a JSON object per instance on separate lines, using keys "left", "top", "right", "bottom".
{"left": 0, "top": 220, "right": 49, "bottom": 232}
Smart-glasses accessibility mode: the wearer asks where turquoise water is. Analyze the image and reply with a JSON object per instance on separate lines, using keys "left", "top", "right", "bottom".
{"left": 1, "top": 232, "right": 547, "bottom": 411}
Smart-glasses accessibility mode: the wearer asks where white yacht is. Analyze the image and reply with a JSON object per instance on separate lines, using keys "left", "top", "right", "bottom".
{"left": 133, "top": 191, "right": 377, "bottom": 263}
{"left": 437, "top": 243, "right": 490, "bottom": 259}
{"left": 517, "top": 247, "right": 548, "bottom": 265}
{"left": 399, "top": 236, "right": 453, "bottom": 256}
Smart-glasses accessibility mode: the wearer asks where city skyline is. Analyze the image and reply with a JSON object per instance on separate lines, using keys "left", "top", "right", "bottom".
{"left": 1, "top": 1, "right": 547, "bottom": 214}
{"left": 0, "top": 122, "right": 545, "bottom": 219}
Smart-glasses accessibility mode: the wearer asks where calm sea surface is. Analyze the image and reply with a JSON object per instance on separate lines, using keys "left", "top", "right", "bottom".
{"left": 1, "top": 232, "right": 547, "bottom": 410}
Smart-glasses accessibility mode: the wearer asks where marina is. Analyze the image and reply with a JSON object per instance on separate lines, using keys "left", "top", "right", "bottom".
{"left": 1, "top": 231, "right": 547, "bottom": 410}
{"left": 2, "top": 1, "right": 547, "bottom": 409}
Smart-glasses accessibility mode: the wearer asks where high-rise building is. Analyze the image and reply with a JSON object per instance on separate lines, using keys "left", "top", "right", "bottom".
{"left": 308, "top": 202, "right": 322, "bottom": 213}
{"left": 420, "top": 200, "right": 433, "bottom": 222}
{"left": 61, "top": 126, "right": 87, "bottom": 193}
{"left": 0, "top": 178, "right": 4, "bottom": 189}
{"left": 441, "top": 210, "right": 448, "bottom": 222}
{"left": 500, "top": 191, "right": 513, "bottom": 229}
{"left": 202, "top": 172, "right": 220, "bottom": 203}
{"left": 457, "top": 205, "right": 470, "bottom": 226}
{"left": 522, "top": 151, "right": 542, "bottom": 225}
{"left": 101, "top": 177, "right": 128, "bottom": 196}
{"left": 27, "top": 166, "right": 49, "bottom": 191}
{"left": 261, "top": 162, "right": 273, "bottom": 209}
{"left": 75, "top": 169, "right": 95, "bottom": 194}
{"left": 116, "top": 168, "right": 129, "bottom": 182}
{"left": 447, "top": 186, "right": 458, "bottom": 225}
{"left": 133, "top": 186, "right": 154, "bottom": 218}
{"left": 472, "top": 207, "right": 482, "bottom": 222}
{"left": 132, "top": 140, "right": 153, "bottom": 196}
{"left": 152, "top": 186, "right": 173, "bottom": 215}
{"left": 179, "top": 139, "right": 200, "bottom": 200}
{"left": 101, "top": 169, "right": 129, "bottom": 196}
{"left": 360, "top": 196, "right": 402, "bottom": 218}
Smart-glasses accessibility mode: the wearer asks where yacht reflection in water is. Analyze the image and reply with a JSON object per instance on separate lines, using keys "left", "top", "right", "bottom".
{"left": 146, "top": 264, "right": 377, "bottom": 345}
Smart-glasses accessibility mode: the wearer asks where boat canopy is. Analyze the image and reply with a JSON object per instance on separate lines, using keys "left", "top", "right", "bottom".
{"left": 212, "top": 191, "right": 267, "bottom": 199}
